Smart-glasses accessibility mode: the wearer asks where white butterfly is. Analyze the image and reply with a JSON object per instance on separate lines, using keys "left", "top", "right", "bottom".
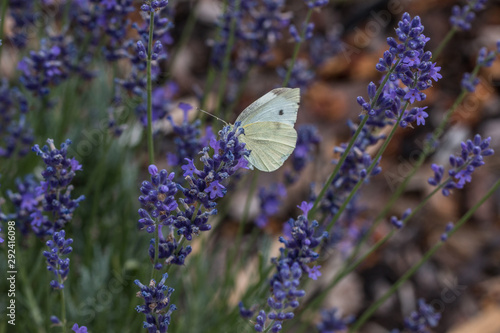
{"left": 233, "top": 88, "right": 300, "bottom": 172}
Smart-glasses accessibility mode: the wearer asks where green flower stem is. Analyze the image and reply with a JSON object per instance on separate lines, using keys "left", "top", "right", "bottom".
{"left": 215, "top": 0, "right": 241, "bottom": 119}
{"left": 200, "top": 0, "right": 228, "bottom": 112}
{"left": 0, "top": 0, "right": 8, "bottom": 61}
{"left": 281, "top": 8, "right": 313, "bottom": 87}
{"left": 146, "top": 9, "right": 157, "bottom": 280}
{"left": 146, "top": 10, "right": 156, "bottom": 166}
{"left": 308, "top": 61, "right": 400, "bottom": 219}
{"left": 432, "top": 27, "right": 458, "bottom": 60}
{"left": 327, "top": 101, "right": 409, "bottom": 232}
{"left": 60, "top": 288, "right": 67, "bottom": 333}
{"left": 349, "top": 178, "right": 500, "bottom": 332}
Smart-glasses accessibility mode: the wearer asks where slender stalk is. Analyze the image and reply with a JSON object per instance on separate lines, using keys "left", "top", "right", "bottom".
{"left": 214, "top": 0, "right": 241, "bottom": 119}
{"left": 308, "top": 61, "right": 400, "bottom": 219}
{"left": 200, "top": 0, "right": 228, "bottom": 111}
{"left": 432, "top": 27, "right": 457, "bottom": 60}
{"left": 349, "top": 178, "right": 500, "bottom": 332}
{"left": 146, "top": 9, "right": 157, "bottom": 280}
{"left": 0, "top": 0, "right": 7, "bottom": 62}
{"left": 146, "top": 10, "right": 156, "bottom": 166}
{"left": 60, "top": 288, "right": 67, "bottom": 333}
{"left": 282, "top": 8, "right": 313, "bottom": 87}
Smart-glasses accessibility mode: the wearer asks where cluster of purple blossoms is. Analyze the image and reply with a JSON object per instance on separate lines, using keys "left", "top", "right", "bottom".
{"left": 241, "top": 202, "right": 328, "bottom": 332}
{"left": 135, "top": 273, "right": 177, "bottom": 333}
{"left": 93, "top": 0, "right": 135, "bottom": 61}
{"left": 255, "top": 183, "right": 287, "bottom": 229}
{"left": 166, "top": 103, "right": 215, "bottom": 169}
{"left": 30, "top": 139, "right": 85, "bottom": 237}
{"left": 392, "top": 299, "right": 441, "bottom": 333}
{"left": 390, "top": 208, "right": 412, "bottom": 229}
{"left": 113, "top": 1, "right": 174, "bottom": 127}
{"left": 461, "top": 43, "right": 499, "bottom": 92}
{"left": 428, "top": 134, "right": 493, "bottom": 196}
{"left": 43, "top": 230, "right": 73, "bottom": 289}
{"left": 211, "top": 0, "right": 290, "bottom": 93}
{"left": 285, "top": 124, "right": 321, "bottom": 184}
{"left": 138, "top": 124, "right": 249, "bottom": 269}
{"left": 0, "top": 80, "right": 32, "bottom": 158}
{"left": 450, "top": 0, "right": 488, "bottom": 31}
{"left": 4, "top": 175, "right": 40, "bottom": 235}
{"left": 6, "top": 0, "right": 37, "bottom": 48}
{"left": 17, "top": 34, "right": 94, "bottom": 96}
{"left": 289, "top": 22, "right": 314, "bottom": 43}
{"left": 322, "top": 13, "right": 440, "bottom": 219}
{"left": 316, "top": 308, "right": 354, "bottom": 333}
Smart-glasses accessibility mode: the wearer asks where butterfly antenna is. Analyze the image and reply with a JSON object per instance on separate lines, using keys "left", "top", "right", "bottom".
{"left": 197, "top": 108, "right": 229, "bottom": 126}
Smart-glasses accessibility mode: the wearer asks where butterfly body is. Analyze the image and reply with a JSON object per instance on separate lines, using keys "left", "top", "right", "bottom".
{"left": 233, "top": 88, "right": 300, "bottom": 172}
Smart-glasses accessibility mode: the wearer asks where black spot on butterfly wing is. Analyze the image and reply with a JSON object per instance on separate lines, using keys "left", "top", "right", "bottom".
{"left": 279, "top": 109, "right": 284, "bottom": 115}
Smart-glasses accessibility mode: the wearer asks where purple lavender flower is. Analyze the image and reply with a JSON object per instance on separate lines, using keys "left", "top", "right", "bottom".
{"left": 71, "top": 324, "right": 88, "bottom": 333}
{"left": 43, "top": 230, "right": 73, "bottom": 289}
{"left": 166, "top": 103, "right": 216, "bottom": 169}
{"left": 316, "top": 308, "right": 354, "bottom": 332}
{"left": 139, "top": 124, "right": 249, "bottom": 268}
{"left": 0, "top": 80, "right": 33, "bottom": 158}
{"left": 440, "top": 222, "right": 454, "bottom": 241}
{"left": 30, "top": 139, "right": 85, "bottom": 237}
{"left": 135, "top": 273, "right": 177, "bottom": 333}
{"left": 285, "top": 124, "right": 321, "bottom": 184}
{"left": 390, "top": 208, "right": 412, "bottom": 229}
{"left": 113, "top": 1, "right": 174, "bottom": 126}
{"left": 428, "top": 134, "right": 494, "bottom": 196}
{"left": 461, "top": 45, "right": 498, "bottom": 92}
{"left": 403, "top": 299, "right": 441, "bottom": 332}
{"left": 5, "top": 175, "right": 41, "bottom": 235}
{"left": 450, "top": 0, "right": 488, "bottom": 31}
{"left": 211, "top": 0, "right": 290, "bottom": 87}
{"left": 255, "top": 183, "right": 287, "bottom": 229}
{"left": 241, "top": 202, "right": 328, "bottom": 332}
{"left": 322, "top": 13, "right": 438, "bottom": 221}
{"left": 5, "top": 0, "right": 37, "bottom": 48}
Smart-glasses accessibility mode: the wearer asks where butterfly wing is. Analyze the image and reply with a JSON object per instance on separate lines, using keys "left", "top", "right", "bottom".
{"left": 235, "top": 88, "right": 300, "bottom": 127}
{"left": 240, "top": 121, "right": 297, "bottom": 172}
